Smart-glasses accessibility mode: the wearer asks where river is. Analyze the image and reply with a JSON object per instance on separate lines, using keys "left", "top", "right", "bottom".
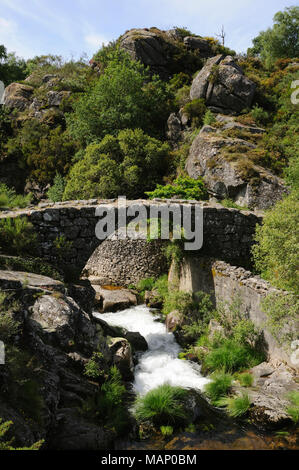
{"left": 94, "top": 305, "right": 299, "bottom": 451}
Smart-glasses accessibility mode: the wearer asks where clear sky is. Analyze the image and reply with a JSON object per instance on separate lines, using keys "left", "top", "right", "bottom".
{"left": 0, "top": 0, "right": 297, "bottom": 60}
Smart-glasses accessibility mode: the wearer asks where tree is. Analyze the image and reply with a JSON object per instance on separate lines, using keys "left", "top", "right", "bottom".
{"left": 252, "top": 193, "right": 299, "bottom": 294}
{"left": 66, "top": 49, "right": 172, "bottom": 145}
{"left": 248, "top": 6, "right": 299, "bottom": 67}
{"left": 0, "top": 45, "right": 27, "bottom": 85}
{"left": 63, "top": 129, "right": 170, "bottom": 200}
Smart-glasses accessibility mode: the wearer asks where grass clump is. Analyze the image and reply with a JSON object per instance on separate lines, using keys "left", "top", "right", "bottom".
{"left": 237, "top": 372, "right": 254, "bottom": 388}
{"left": 221, "top": 199, "right": 250, "bottom": 211}
{"left": 203, "top": 339, "right": 263, "bottom": 374}
{"left": 219, "top": 393, "right": 251, "bottom": 417}
{"left": 160, "top": 425, "right": 174, "bottom": 437}
{"left": 286, "top": 391, "right": 299, "bottom": 424}
{"left": 134, "top": 384, "right": 189, "bottom": 427}
{"left": 136, "top": 278, "right": 155, "bottom": 295}
{"left": 0, "top": 184, "right": 32, "bottom": 209}
{"left": 204, "top": 371, "right": 233, "bottom": 405}
{"left": 203, "top": 110, "right": 216, "bottom": 126}
{"left": 0, "top": 217, "right": 37, "bottom": 256}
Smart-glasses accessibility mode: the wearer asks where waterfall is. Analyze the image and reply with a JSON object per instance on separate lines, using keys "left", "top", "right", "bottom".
{"left": 94, "top": 305, "right": 209, "bottom": 395}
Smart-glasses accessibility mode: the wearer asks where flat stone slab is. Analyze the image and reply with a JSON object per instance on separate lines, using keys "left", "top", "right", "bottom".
{"left": 92, "top": 286, "right": 137, "bottom": 312}
{"left": 0, "top": 270, "right": 64, "bottom": 291}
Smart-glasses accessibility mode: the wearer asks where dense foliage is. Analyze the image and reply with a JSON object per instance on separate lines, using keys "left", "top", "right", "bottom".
{"left": 248, "top": 7, "right": 299, "bottom": 67}
{"left": 146, "top": 176, "right": 208, "bottom": 201}
{"left": 67, "top": 49, "right": 172, "bottom": 144}
{"left": 63, "top": 129, "right": 170, "bottom": 200}
{"left": 252, "top": 193, "right": 299, "bottom": 294}
{"left": 0, "top": 45, "right": 27, "bottom": 86}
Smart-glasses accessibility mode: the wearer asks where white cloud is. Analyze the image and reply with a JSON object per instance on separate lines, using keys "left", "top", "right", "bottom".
{"left": 0, "top": 16, "right": 31, "bottom": 57}
{"left": 84, "top": 33, "right": 110, "bottom": 48}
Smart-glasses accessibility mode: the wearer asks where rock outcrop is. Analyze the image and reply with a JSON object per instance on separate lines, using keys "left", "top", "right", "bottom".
{"left": 119, "top": 28, "right": 215, "bottom": 79}
{"left": 185, "top": 131, "right": 287, "bottom": 210}
{"left": 108, "top": 337, "right": 134, "bottom": 381}
{"left": 3, "top": 83, "right": 34, "bottom": 111}
{"left": 247, "top": 363, "right": 299, "bottom": 429}
{"left": 93, "top": 286, "right": 137, "bottom": 312}
{"left": 0, "top": 270, "right": 136, "bottom": 449}
{"left": 190, "top": 55, "right": 256, "bottom": 114}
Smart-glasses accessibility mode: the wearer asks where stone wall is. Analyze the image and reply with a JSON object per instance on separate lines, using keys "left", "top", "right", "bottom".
{"left": 0, "top": 199, "right": 263, "bottom": 277}
{"left": 169, "top": 256, "right": 298, "bottom": 371}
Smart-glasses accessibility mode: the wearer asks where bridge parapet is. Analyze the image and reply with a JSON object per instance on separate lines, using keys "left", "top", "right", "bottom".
{"left": 0, "top": 199, "right": 263, "bottom": 277}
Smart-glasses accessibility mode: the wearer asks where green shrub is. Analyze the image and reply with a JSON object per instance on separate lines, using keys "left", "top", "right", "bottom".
{"left": 183, "top": 98, "right": 207, "bottom": 128}
{"left": 100, "top": 366, "right": 126, "bottom": 408}
{"left": 219, "top": 393, "right": 251, "bottom": 417}
{"left": 204, "top": 371, "right": 233, "bottom": 405}
{"left": 248, "top": 6, "right": 299, "bottom": 67}
{"left": 251, "top": 105, "right": 270, "bottom": 125}
{"left": 252, "top": 193, "right": 299, "bottom": 293}
{"left": 174, "top": 85, "right": 191, "bottom": 108}
{"left": 64, "top": 129, "right": 170, "bottom": 200}
{"left": 146, "top": 176, "right": 208, "bottom": 201}
{"left": 0, "top": 292, "right": 20, "bottom": 343}
{"left": 53, "top": 235, "right": 73, "bottom": 261}
{"left": 208, "top": 64, "right": 220, "bottom": 84}
{"left": 136, "top": 278, "right": 155, "bottom": 295}
{"left": 286, "top": 391, "right": 299, "bottom": 424}
{"left": 261, "top": 292, "right": 299, "bottom": 346}
{"left": 0, "top": 184, "right": 32, "bottom": 209}
{"left": 84, "top": 352, "right": 105, "bottom": 380}
{"left": 160, "top": 425, "right": 174, "bottom": 437}
{"left": 203, "top": 110, "right": 216, "bottom": 126}
{"left": 47, "top": 173, "right": 66, "bottom": 202}
{"left": 162, "top": 291, "right": 195, "bottom": 317}
{"left": 0, "top": 255, "right": 63, "bottom": 281}
{"left": 134, "top": 384, "right": 189, "bottom": 426}
{"left": 67, "top": 48, "right": 172, "bottom": 144}
{"left": 153, "top": 275, "right": 169, "bottom": 301}
{"left": 0, "top": 218, "right": 37, "bottom": 256}
{"left": 203, "top": 339, "right": 263, "bottom": 373}
{"left": 237, "top": 373, "right": 254, "bottom": 388}
{"left": 86, "top": 366, "right": 128, "bottom": 435}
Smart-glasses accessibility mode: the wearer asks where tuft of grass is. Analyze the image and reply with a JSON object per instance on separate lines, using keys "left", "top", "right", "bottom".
{"left": 221, "top": 199, "right": 250, "bottom": 211}
{"left": 286, "top": 391, "right": 299, "bottom": 424}
{"left": 204, "top": 371, "right": 233, "bottom": 405}
{"left": 237, "top": 372, "right": 254, "bottom": 388}
{"left": 202, "top": 339, "right": 264, "bottom": 373}
{"left": 136, "top": 278, "right": 155, "bottom": 295}
{"left": 160, "top": 425, "right": 173, "bottom": 437}
{"left": 0, "top": 217, "right": 37, "bottom": 256}
{"left": 134, "top": 384, "right": 189, "bottom": 427}
{"left": 219, "top": 393, "right": 251, "bottom": 418}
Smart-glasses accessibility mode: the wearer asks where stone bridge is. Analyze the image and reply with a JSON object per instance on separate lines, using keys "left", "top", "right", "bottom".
{"left": 0, "top": 199, "right": 263, "bottom": 278}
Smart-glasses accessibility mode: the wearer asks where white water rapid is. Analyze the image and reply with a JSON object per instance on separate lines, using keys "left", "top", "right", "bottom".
{"left": 94, "top": 305, "right": 209, "bottom": 396}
